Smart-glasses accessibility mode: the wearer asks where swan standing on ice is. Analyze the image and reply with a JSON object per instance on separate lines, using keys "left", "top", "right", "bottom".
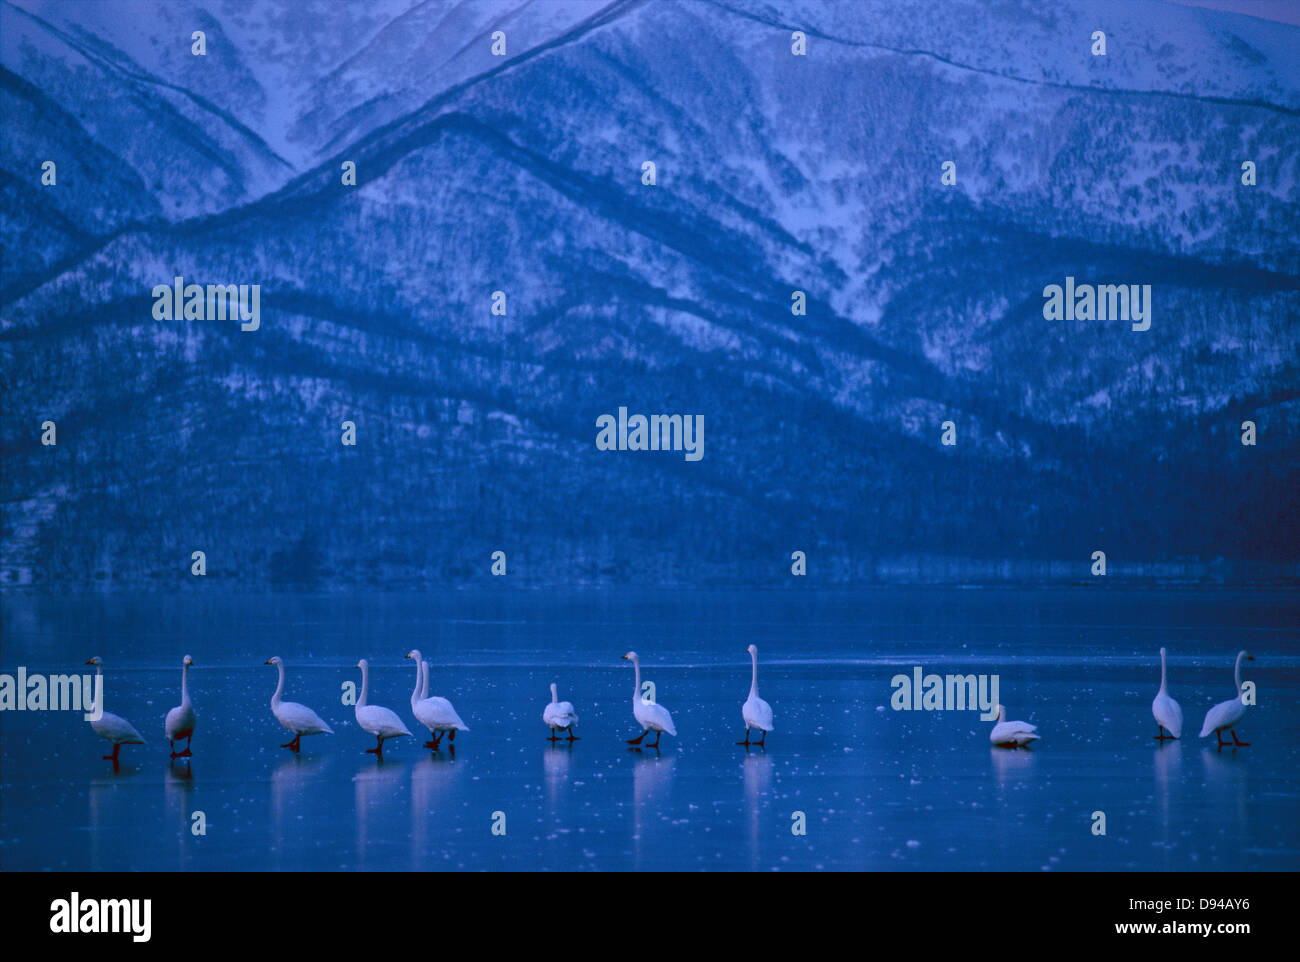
{"left": 738, "top": 644, "right": 774, "bottom": 747}
{"left": 354, "top": 658, "right": 412, "bottom": 756}
{"left": 1199, "top": 649, "right": 1255, "bottom": 748}
{"left": 542, "top": 682, "right": 579, "bottom": 741}
{"left": 164, "top": 654, "right": 196, "bottom": 758}
{"left": 265, "top": 656, "right": 334, "bottom": 751}
{"left": 989, "top": 705, "right": 1039, "bottom": 748}
{"left": 622, "top": 651, "right": 676, "bottom": 749}
{"left": 1151, "top": 646, "right": 1183, "bottom": 740}
{"left": 404, "top": 650, "right": 468, "bottom": 751}
{"left": 84, "top": 657, "right": 144, "bottom": 765}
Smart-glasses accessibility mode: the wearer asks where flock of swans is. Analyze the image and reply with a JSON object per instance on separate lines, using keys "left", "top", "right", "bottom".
{"left": 83, "top": 645, "right": 1255, "bottom": 765}
{"left": 83, "top": 645, "right": 772, "bottom": 764}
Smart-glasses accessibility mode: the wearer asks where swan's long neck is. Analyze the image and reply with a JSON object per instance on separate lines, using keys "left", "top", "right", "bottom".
{"left": 631, "top": 658, "right": 641, "bottom": 702}
{"left": 749, "top": 650, "right": 759, "bottom": 698}
{"left": 1158, "top": 649, "right": 1168, "bottom": 694}
{"left": 410, "top": 656, "right": 423, "bottom": 707}
{"left": 272, "top": 661, "right": 285, "bottom": 707}
{"left": 93, "top": 662, "right": 103, "bottom": 712}
{"left": 550, "top": 682, "right": 558, "bottom": 705}
{"left": 1234, "top": 651, "right": 1245, "bottom": 696}
{"left": 180, "top": 662, "right": 190, "bottom": 706}
{"left": 420, "top": 660, "right": 429, "bottom": 701}
{"left": 358, "top": 664, "right": 370, "bottom": 707}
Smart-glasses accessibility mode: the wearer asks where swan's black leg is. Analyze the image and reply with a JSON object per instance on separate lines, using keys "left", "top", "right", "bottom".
{"left": 548, "top": 727, "right": 558, "bottom": 742}
{"left": 1230, "top": 729, "right": 1250, "bottom": 746}
{"left": 282, "top": 734, "right": 301, "bottom": 751}
{"left": 737, "top": 727, "right": 751, "bottom": 746}
{"left": 448, "top": 730, "right": 456, "bottom": 743}
{"left": 1154, "top": 725, "right": 1166, "bottom": 740}
{"left": 627, "top": 730, "right": 647, "bottom": 745}
{"left": 103, "top": 744, "right": 120, "bottom": 762}
{"left": 757, "top": 730, "right": 766, "bottom": 747}
{"left": 566, "top": 726, "right": 578, "bottom": 741}
{"left": 649, "top": 730, "right": 661, "bottom": 749}
{"left": 366, "top": 735, "right": 384, "bottom": 755}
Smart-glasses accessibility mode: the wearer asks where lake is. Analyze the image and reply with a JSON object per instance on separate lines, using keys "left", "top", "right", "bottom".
{"left": 1, "top": 587, "right": 1296, "bottom": 871}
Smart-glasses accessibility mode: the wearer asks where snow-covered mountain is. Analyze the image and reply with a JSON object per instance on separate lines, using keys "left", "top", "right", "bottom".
{"left": 1, "top": 0, "right": 1297, "bottom": 587}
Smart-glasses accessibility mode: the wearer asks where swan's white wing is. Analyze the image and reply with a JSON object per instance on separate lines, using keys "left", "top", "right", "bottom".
{"left": 1152, "top": 692, "right": 1182, "bottom": 737}
{"left": 743, "top": 695, "right": 774, "bottom": 731}
{"left": 543, "top": 701, "right": 577, "bottom": 727}
{"left": 1199, "top": 697, "right": 1245, "bottom": 737}
{"left": 164, "top": 703, "right": 196, "bottom": 738}
{"left": 647, "top": 701, "right": 676, "bottom": 735}
{"left": 276, "top": 700, "right": 333, "bottom": 735}
{"left": 990, "top": 721, "right": 1038, "bottom": 744}
{"left": 357, "top": 704, "right": 412, "bottom": 737}
{"left": 416, "top": 695, "right": 468, "bottom": 731}
{"left": 92, "top": 711, "right": 145, "bottom": 744}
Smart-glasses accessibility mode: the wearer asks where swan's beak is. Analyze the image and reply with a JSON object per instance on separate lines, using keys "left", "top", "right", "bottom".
{"left": 404, "top": 653, "right": 412, "bottom": 659}
{"left": 264, "top": 659, "right": 273, "bottom": 665}
{"left": 621, "top": 654, "right": 629, "bottom": 660}
{"left": 1247, "top": 654, "right": 1255, "bottom": 661}
{"left": 84, "top": 659, "right": 95, "bottom": 665}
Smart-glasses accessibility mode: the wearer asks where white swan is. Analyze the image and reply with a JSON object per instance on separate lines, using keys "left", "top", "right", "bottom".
{"left": 1151, "top": 646, "right": 1183, "bottom": 740}
{"left": 622, "top": 651, "right": 676, "bottom": 748}
{"left": 989, "top": 704, "right": 1039, "bottom": 748}
{"left": 1199, "top": 649, "right": 1254, "bottom": 747}
{"left": 354, "top": 658, "right": 412, "bottom": 756}
{"left": 84, "top": 657, "right": 144, "bottom": 764}
{"left": 739, "top": 644, "right": 774, "bottom": 747}
{"left": 542, "top": 682, "right": 579, "bottom": 741}
{"left": 404, "top": 650, "right": 468, "bottom": 751}
{"left": 164, "top": 654, "right": 196, "bottom": 758}
{"left": 265, "top": 656, "right": 334, "bottom": 751}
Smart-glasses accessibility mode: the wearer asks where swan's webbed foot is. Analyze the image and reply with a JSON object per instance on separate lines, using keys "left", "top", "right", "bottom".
{"left": 1230, "top": 729, "right": 1250, "bottom": 746}
{"left": 627, "top": 730, "right": 647, "bottom": 745}
{"left": 737, "top": 727, "right": 751, "bottom": 746}
{"left": 366, "top": 736, "right": 385, "bottom": 756}
{"left": 548, "top": 727, "right": 559, "bottom": 742}
{"left": 648, "top": 731, "right": 662, "bottom": 749}
{"left": 757, "top": 730, "right": 766, "bottom": 747}
{"left": 566, "top": 728, "right": 579, "bottom": 741}
{"left": 171, "top": 748, "right": 192, "bottom": 758}
{"left": 281, "top": 735, "right": 302, "bottom": 751}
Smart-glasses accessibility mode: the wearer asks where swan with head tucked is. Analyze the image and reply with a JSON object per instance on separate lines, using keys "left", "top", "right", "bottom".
{"left": 622, "top": 651, "right": 676, "bottom": 749}
{"left": 265, "top": 656, "right": 333, "bottom": 751}
{"left": 354, "top": 658, "right": 411, "bottom": 756}
{"left": 84, "top": 657, "right": 144, "bottom": 765}
{"left": 738, "top": 644, "right": 774, "bottom": 747}
{"left": 1199, "top": 649, "right": 1254, "bottom": 747}
{"left": 404, "top": 650, "right": 468, "bottom": 751}
{"left": 1151, "top": 646, "right": 1183, "bottom": 740}
{"left": 989, "top": 704, "right": 1039, "bottom": 748}
{"left": 164, "top": 654, "right": 196, "bottom": 758}
{"left": 542, "top": 682, "right": 579, "bottom": 741}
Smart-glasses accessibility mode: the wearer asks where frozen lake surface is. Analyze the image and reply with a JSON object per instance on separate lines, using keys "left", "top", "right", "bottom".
{"left": 1, "top": 587, "right": 1296, "bottom": 871}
